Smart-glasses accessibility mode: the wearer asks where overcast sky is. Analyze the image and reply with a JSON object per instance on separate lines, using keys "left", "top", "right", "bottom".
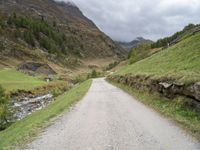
{"left": 57, "top": 0, "right": 200, "bottom": 42}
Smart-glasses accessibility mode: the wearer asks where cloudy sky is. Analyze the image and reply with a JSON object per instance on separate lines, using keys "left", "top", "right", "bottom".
{"left": 57, "top": 0, "right": 200, "bottom": 42}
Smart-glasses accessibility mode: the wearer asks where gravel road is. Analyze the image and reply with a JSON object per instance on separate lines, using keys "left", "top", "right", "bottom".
{"left": 27, "top": 78, "right": 200, "bottom": 150}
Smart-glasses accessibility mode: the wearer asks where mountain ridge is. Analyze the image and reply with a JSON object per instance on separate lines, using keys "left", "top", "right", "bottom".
{"left": 115, "top": 37, "right": 153, "bottom": 52}
{"left": 0, "top": 0, "right": 125, "bottom": 74}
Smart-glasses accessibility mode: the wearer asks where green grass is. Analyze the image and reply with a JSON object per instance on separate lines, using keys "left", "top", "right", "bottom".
{"left": 129, "top": 42, "right": 151, "bottom": 64}
{"left": 0, "top": 79, "right": 92, "bottom": 149}
{"left": 0, "top": 69, "right": 46, "bottom": 92}
{"left": 109, "top": 80, "right": 200, "bottom": 140}
{"left": 116, "top": 33, "right": 200, "bottom": 84}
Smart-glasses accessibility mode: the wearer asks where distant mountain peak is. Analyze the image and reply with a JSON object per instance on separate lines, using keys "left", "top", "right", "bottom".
{"left": 135, "top": 37, "right": 145, "bottom": 41}
{"left": 66, "top": 1, "right": 77, "bottom": 7}
{"left": 55, "top": 0, "right": 77, "bottom": 8}
{"left": 115, "top": 37, "right": 153, "bottom": 51}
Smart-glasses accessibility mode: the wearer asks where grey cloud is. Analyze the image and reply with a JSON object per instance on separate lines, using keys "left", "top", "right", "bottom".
{"left": 56, "top": 0, "right": 200, "bottom": 41}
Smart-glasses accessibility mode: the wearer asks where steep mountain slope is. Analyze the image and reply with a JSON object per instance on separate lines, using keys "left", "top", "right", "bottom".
{"left": 0, "top": 0, "right": 124, "bottom": 73}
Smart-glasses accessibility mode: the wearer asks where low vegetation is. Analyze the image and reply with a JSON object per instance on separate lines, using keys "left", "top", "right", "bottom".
{"left": 109, "top": 80, "right": 200, "bottom": 139}
{"left": 87, "top": 69, "right": 104, "bottom": 79}
{"left": 0, "top": 79, "right": 92, "bottom": 149}
{"left": 116, "top": 32, "right": 200, "bottom": 84}
{"left": 0, "top": 85, "right": 10, "bottom": 130}
{"left": 0, "top": 69, "right": 46, "bottom": 92}
{"left": 106, "top": 61, "right": 120, "bottom": 70}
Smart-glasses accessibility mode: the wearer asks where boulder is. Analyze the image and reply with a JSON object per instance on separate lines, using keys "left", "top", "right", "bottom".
{"left": 184, "top": 82, "right": 200, "bottom": 102}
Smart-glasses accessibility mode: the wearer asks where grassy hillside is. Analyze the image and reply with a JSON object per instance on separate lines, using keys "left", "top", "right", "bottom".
{"left": 0, "top": 79, "right": 92, "bottom": 149}
{"left": 0, "top": 69, "right": 46, "bottom": 92}
{"left": 151, "top": 23, "right": 200, "bottom": 48}
{"left": 128, "top": 42, "right": 152, "bottom": 64}
{"left": 116, "top": 32, "right": 200, "bottom": 84}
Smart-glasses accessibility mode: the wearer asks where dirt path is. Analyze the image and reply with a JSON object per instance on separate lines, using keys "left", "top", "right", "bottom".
{"left": 27, "top": 78, "right": 200, "bottom": 150}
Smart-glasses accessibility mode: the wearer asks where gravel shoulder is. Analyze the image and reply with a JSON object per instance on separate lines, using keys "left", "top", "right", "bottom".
{"left": 27, "top": 78, "right": 200, "bottom": 150}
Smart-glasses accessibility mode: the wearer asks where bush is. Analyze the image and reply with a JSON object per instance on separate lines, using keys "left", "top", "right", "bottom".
{"left": 52, "top": 88, "right": 63, "bottom": 97}
{"left": 74, "top": 75, "right": 87, "bottom": 84}
{"left": 106, "top": 61, "right": 119, "bottom": 70}
{"left": 0, "top": 85, "right": 9, "bottom": 130}
{"left": 91, "top": 70, "right": 97, "bottom": 78}
{"left": 87, "top": 70, "right": 103, "bottom": 79}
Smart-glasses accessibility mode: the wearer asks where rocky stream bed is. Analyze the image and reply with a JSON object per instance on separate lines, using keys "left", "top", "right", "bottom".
{"left": 9, "top": 93, "right": 54, "bottom": 121}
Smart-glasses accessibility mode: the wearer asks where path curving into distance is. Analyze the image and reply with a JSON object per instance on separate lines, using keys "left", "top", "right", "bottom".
{"left": 27, "top": 78, "right": 200, "bottom": 150}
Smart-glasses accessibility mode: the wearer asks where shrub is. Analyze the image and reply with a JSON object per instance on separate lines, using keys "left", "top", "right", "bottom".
{"left": 74, "top": 75, "right": 87, "bottom": 84}
{"left": 106, "top": 61, "right": 119, "bottom": 70}
{"left": 87, "top": 70, "right": 101, "bottom": 79}
{"left": 91, "top": 70, "right": 97, "bottom": 78}
{"left": 0, "top": 85, "right": 9, "bottom": 130}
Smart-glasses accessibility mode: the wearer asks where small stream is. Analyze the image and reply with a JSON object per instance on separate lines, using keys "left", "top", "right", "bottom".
{"left": 10, "top": 93, "right": 54, "bottom": 121}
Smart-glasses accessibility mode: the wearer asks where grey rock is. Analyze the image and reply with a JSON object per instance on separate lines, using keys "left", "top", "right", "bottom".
{"left": 159, "top": 82, "right": 173, "bottom": 89}
{"left": 193, "top": 82, "right": 200, "bottom": 101}
{"left": 10, "top": 94, "right": 54, "bottom": 121}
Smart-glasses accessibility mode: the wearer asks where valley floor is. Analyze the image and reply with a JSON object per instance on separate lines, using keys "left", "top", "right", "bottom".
{"left": 27, "top": 78, "right": 200, "bottom": 150}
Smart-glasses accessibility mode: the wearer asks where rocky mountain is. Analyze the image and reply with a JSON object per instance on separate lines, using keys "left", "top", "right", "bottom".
{"left": 116, "top": 37, "right": 153, "bottom": 52}
{"left": 0, "top": 0, "right": 125, "bottom": 73}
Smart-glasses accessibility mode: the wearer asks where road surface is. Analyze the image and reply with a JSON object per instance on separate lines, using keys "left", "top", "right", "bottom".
{"left": 27, "top": 78, "right": 200, "bottom": 150}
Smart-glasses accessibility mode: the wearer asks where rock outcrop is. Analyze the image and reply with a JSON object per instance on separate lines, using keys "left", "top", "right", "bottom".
{"left": 17, "top": 62, "right": 56, "bottom": 75}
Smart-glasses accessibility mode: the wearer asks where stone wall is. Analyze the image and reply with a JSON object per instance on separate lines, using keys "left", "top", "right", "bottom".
{"left": 108, "top": 75, "right": 200, "bottom": 112}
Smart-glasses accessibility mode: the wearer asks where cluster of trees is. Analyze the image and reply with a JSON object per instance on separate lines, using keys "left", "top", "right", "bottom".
{"left": 7, "top": 13, "right": 69, "bottom": 55}
{"left": 151, "top": 24, "right": 198, "bottom": 48}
